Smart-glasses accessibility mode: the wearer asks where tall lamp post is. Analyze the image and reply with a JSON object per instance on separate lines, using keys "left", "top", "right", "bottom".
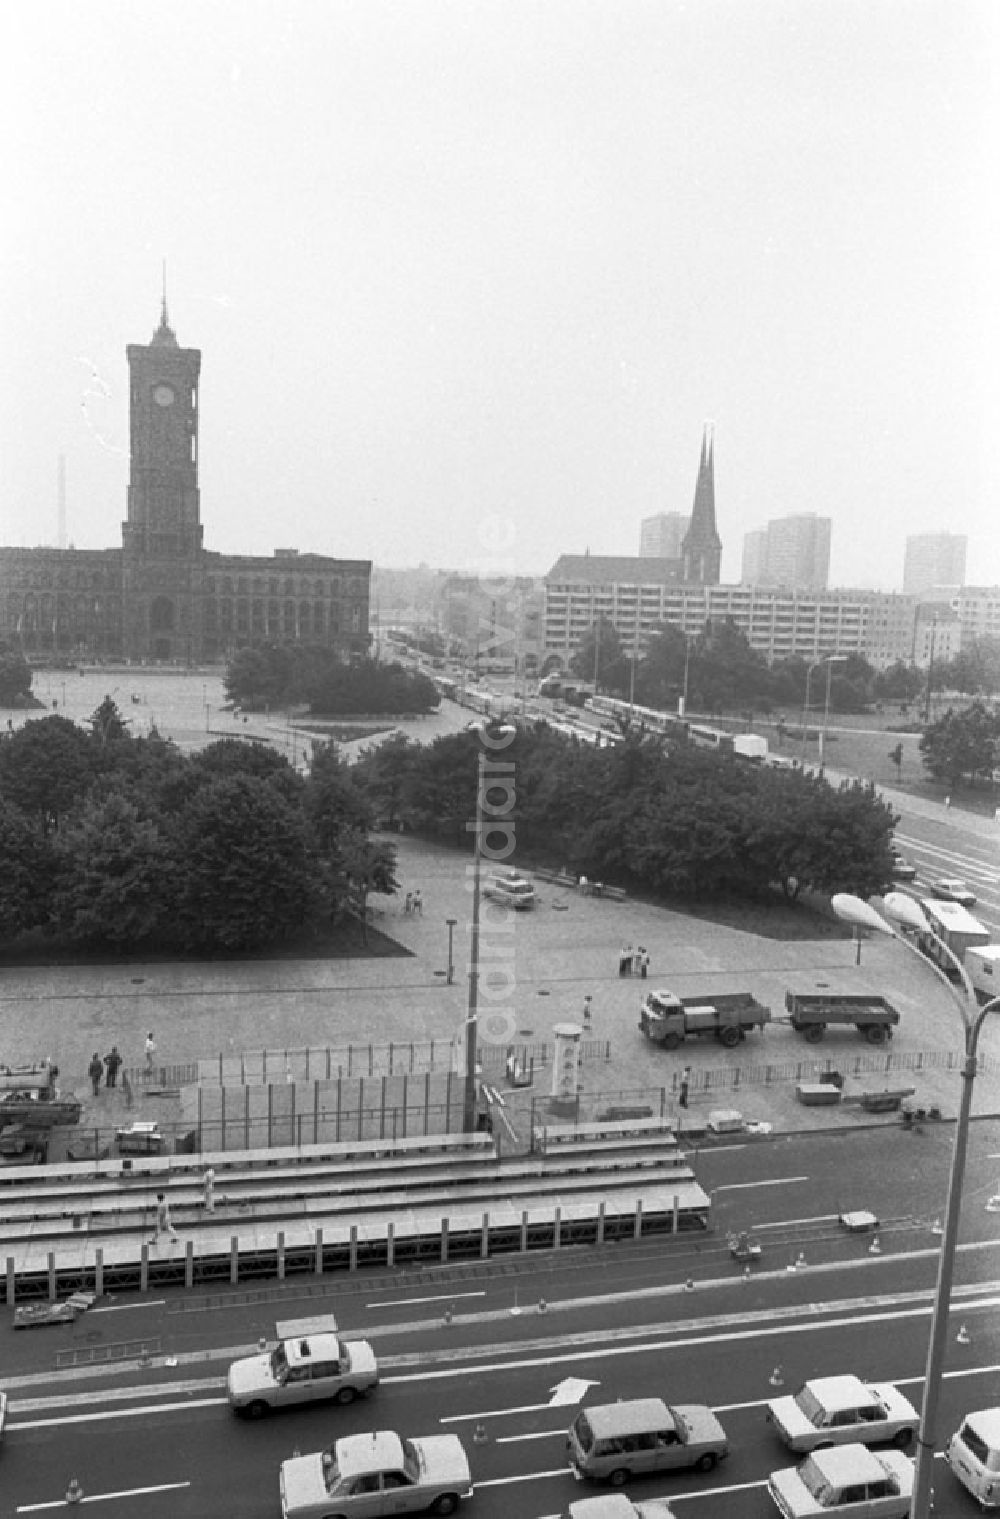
{"left": 462, "top": 753, "right": 484, "bottom": 1134}
{"left": 818, "top": 655, "right": 848, "bottom": 774}
{"left": 800, "top": 659, "right": 822, "bottom": 762}
{"left": 832, "top": 890, "right": 1000, "bottom": 1519}
{"left": 445, "top": 917, "right": 457, "bottom": 986}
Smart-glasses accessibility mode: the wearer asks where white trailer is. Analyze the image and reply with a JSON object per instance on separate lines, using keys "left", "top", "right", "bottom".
{"left": 966, "top": 945, "right": 1000, "bottom": 1001}
{"left": 918, "top": 899, "right": 990, "bottom": 970}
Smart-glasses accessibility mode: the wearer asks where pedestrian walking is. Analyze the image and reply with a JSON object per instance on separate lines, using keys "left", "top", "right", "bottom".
{"left": 640, "top": 949, "right": 650, "bottom": 980}
{"left": 678, "top": 1065, "right": 691, "bottom": 1110}
{"left": 154, "top": 1192, "right": 178, "bottom": 1240}
{"left": 104, "top": 1045, "right": 122, "bottom": 1088}
{"left": 144, "top": 1031, "right": 156, "bottom": 1078}
{"left": 202, "top": 1168, "right": 216, "bottom": 1214}
{"left": 632, "top": 945, "right": 644, "bottom": 976}
{"left": 88, "top": 1052, "right": 103, "bottom": 1097}
{"left": 583, "top": 995, "right": 593, "bottom": 1031}
{"left": 619, "top": 943, "right": 632, "bottom": 976}
{"left": 412, "top": 888, "right": 423, "bottom": 916}
{"left": 404, "top": 891, "right": 413, "bottom": 915}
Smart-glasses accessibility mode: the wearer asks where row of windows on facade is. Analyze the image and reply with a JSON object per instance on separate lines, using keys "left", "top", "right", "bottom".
{"left": 0, "top": 570, "right": 366, "bottom": 598}
{"left": 2, "top": 595, "right": 365, "bottom": 619}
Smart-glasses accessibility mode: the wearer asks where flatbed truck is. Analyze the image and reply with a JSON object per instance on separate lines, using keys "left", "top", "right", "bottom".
{"left": 639, "top": 989, "right": 771, "bottom": 1050}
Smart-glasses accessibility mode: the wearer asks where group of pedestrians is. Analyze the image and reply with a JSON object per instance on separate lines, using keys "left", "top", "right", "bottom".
{"left": 618, "top": 943, "right": 650, "bottom": 978}
{"left": 403, "top": 889, "right": 423, "bottom": 915}
{"left": 87, "top": 1045, "right": 124, "bottom": 1096}
{"left": 86, "top": 1032, "right": 157, "bottom": 1097}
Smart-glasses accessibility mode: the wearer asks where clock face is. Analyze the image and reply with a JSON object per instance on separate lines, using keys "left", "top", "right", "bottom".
{"left": 153, "top": 383, "right": 175, "bottom": 408}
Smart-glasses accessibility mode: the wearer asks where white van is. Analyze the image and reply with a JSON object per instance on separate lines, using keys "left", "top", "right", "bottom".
{"left": 966, "top": 945, "right": 1000, "bottom": 1002}
{"left": 482, "top": 872, "right": 536, "bottom": 910}
{"left": 947, "top": 1407, "right": 1000, "bottom": 1507}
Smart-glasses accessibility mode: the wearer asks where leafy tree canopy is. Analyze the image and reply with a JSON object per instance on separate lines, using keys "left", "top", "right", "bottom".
{"left": 0, "top": 650, "right": 33, "bottom": 705}
{"left": 919, "top": 702, "right": 1000, "bottom": 788}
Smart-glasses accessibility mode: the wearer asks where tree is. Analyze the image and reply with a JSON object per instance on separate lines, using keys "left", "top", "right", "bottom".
{"left": 0, "top": 715, "right": 94, "bottom": 834}
{"left": 0, "top": 800, "right": 55, "bottom": 936}
{"left": 919, "top": 703, "right": 1000, "bottom": 788}
{"left": 306, "top": 743, "right": 374, "bottom": 852}
{"left": 169, "top": 774, "right": 319, "bottom": 951}
{"left": 0, "top": 651, "right": 32, "bottom": 705}
{"left": 87, "top": 695, "right": 132, "bottom": 746}
{"left": 51, "top": 793, "right": 173, "bottom": 948}
{"left": 569, "top": 619, "right": 628, "bottom": 692}
{"left": 327, "top": 829, "right": 398, "bottom": 942}
{"left": 634, "top": 625, "right": 690, "bottom": 711}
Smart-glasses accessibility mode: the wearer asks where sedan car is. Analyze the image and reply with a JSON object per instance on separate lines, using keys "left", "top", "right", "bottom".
{"left": 279, "top": 1430, "right": 472, "bottom": 1519}
{"left": 766, "top": 1376, "right": 917, "bottom": 1453}
{"left": 889, "top": 852, "right": 916, "bottom": 882}
{"left": 567, "top": 1497, "right": 679, "bottom": 1519}
{"left": 930, "top": 877, "right": 977, "bottom": 906}
{"left": 768, "top": 1443, "right": 914, "bottom": 1518}
{"left": 228, "top": 1331, "right": 378, "bottom": 1417}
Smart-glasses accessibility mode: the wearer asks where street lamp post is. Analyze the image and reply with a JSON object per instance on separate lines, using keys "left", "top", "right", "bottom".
{"left": 832, "top": 890, "right": 1000, "bottom": 1519}
{"left": 818, "top": 656, "right": 848, "bottom": 774}
{"left": 462, "top": 752, "right": 485, "bottom": 1134}
{"left": 800, "top": 659, "right": 821, "bottom": 762}
{"left": 446, "top": 918, "right": 457, "bottom": 986}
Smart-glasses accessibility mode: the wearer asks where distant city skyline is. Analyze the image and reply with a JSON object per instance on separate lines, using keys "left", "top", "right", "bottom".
{"left": 4, "top": 2, "right": 997, "bottom": 590}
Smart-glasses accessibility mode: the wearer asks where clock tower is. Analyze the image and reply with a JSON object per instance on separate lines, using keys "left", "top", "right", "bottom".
{"left": 122, "top": 294, "right": 203, "bottom": 660}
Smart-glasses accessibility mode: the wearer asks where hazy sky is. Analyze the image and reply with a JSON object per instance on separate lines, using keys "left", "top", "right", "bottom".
{"left": 3, "top": 1, "right": 997, "bottom": 588}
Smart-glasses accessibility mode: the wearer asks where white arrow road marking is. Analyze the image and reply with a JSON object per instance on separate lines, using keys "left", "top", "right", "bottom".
{"left": 548, "top": 1376, "right": 598, "bottom": 1405}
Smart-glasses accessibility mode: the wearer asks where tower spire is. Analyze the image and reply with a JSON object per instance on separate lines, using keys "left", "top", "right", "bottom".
{"left": 680, "top": 423, "right": 722, "bottom": 584}
{"left": 151, "top": 262, "right": 178, "bottom": 347}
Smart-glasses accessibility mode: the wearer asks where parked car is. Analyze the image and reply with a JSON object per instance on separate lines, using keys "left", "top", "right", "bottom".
{"left": 228, "top": 1331, "right": 378, "bottom": 1417}
{"left": 766, "top": 1375, "right": 917, "bottom": 1453}
{"left": 930, "top": 877, "right": 977, "bottom": 906}
{"left": 889, "top": 851, "right": 916, "bottom": 882}
{"left": 279, "top": 1430, "right": 472, "bottom": 1518}
{"left": 767, "top": 1442, "right": 914, "bottom": 1517}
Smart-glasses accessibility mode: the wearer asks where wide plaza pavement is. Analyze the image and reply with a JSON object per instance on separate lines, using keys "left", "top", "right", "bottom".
{"left": 2, "top": 825, "right": 999, "bottom": 1151}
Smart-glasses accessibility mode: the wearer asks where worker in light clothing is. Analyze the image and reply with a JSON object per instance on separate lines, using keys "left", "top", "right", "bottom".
{"left": 154, "top": 1192, "right": 178, "bottom": 1240}
{"left": 144, "top": 1032, "right": 156, "bottom": 1079}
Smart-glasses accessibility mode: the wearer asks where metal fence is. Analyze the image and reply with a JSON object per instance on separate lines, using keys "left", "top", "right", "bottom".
{"left": 197, "top": 1039, "right": 611, "bottom": 1085}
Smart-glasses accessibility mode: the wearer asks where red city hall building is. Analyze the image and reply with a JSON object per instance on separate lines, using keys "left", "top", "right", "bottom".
{"left": 0, "top": 300, "right": 371, "bottom": 664}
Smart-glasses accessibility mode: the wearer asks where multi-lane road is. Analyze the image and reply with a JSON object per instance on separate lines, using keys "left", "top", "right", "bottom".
{"left": 4, "top": 1124, "right": 1000, "bottom": 1517}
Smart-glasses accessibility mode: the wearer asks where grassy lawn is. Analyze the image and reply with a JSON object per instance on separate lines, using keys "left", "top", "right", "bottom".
{"left": 754, "top": 710, "right": 999, "bottom": 819}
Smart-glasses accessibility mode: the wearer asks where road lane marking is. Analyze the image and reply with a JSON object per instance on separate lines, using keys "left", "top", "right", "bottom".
{"left": 710, "top": 1179, "right": 811, "bottom": 1193}
{"left": 91, "top": 1299, "right": 167, "bottom": 1314}
{"left": 367, "top": 1290, "right": 487, "bottom": 1308}
{"left": 442, "top": 1401, "right": 567, "bottom": 1423}
{"left": 11, "top": 1397, "right": 225, "bottom": 1429}
{"left": 495, "top": 1430, "right": 563, "bottom": 1443}
{"left": 17, "top": 1482, "right": 191, "bottom": 1513}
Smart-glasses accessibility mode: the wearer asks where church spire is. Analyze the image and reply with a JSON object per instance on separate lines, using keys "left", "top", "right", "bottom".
{"left": 681, "top": 423, "right": 722, "bottom": 584}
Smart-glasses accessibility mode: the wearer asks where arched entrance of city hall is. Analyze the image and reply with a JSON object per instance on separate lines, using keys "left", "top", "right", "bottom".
{"left": 150, "top": 596, "right": 176, "bottom": 660}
